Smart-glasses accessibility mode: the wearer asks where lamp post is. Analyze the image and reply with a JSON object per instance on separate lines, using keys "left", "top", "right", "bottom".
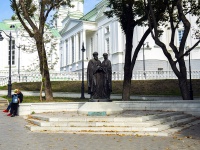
{"left": 0, "top": 25, "right": 15, "bottom": 97}
{"left": 80, "top": 42, "right": 85, "bottom": 99}
{"left": 188, "top": 52, "right": 193, "bottom": 100}
{"left": 16, "top": 44, "right": 22, "bottom": 82}
{"left": 186, "top": 46, "right": 193, "bottom": 100}
{"left": 142, "top": 42, "right": 149, "bottom": 79}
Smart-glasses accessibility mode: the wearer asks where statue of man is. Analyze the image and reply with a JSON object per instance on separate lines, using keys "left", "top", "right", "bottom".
{"left": 87, "top": 52, "right": 106, "bottom": 100}
{"left": 101, "top": 53, "right": 112, "bottom": 100}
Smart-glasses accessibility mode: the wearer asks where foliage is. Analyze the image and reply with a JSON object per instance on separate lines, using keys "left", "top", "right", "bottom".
{"left": 15, "top": 26, "right": 59, "bottom": 72}
{"left": 104, "top": 0, "right": 168, "bottom": 100}
{"left": 104, "top": 0, "right": 146, "bottom": 33}
{"left": 146, "top": 0, "right": 200, "bottom": 99}
{"left": 9, "top": 0, "right": 73, "bottom": 100}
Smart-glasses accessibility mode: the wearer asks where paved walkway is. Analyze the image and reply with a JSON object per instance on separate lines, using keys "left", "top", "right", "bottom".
{"left": 1, "top": 90, "right": 200, "bottom": 100}
{"left": 0, "top": 109, "right": 200, "bottom": 150}
{"left": 1, "top": 91, "right": 200, "bottom": 149}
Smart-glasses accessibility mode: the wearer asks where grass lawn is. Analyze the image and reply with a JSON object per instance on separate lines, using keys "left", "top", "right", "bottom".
{"left": 1, "top": 80, "right": 200, "bottom": 102}
{"left": 3, "top": 96, "right": 89, "bottom": 103}
{"left": 3, "top": 96, "right": 144, "bottom": 103}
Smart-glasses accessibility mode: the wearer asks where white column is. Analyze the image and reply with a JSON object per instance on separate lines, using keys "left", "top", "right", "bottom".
{"left": 118, "top": 23, "right": 123, "bottom": 52}
{"left": 80, "top": 31, "right": 83, "bottom": 60}
{"left": 75, "top": 33, "right": 79, "bottom": 63}
{"left": 69, "top": 37, "right": 72, "bottom": 64}
{"left": 61, "top": 41, "right": 64, "bottom": 68}
{"left": 95, "top": 33, "right": 98, "bottom": 56}
{"left": 112, "top": 21, "right": 117, "bottom": 53}
{"left": 97, "top": 27, "right": 102, "bottom": 56}
{"left": 63, "top": 40, "right": 66, "bottom": 66}
{"left": 101, "top": 26, "right": 104, "bottom": 56}
{"left": 72, "top": 35, "right": 76, "bottom": 63}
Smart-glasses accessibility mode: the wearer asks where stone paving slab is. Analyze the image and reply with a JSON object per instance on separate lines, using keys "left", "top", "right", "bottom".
{"left": 30, "top": 110, "right": 174, "bottom": 118}
{"left": 1, "top": 110, "right": 200, "bottom": 150}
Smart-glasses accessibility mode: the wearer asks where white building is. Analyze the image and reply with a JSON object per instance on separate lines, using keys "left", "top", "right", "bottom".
{"left": 0, "top": 19, "right": 61, "bottom": 74}
{"left": 59, "top": 0, "right": 200, "bottom": 74}
{"left": 0, "top": 0, "right": 199, "bottom": 78}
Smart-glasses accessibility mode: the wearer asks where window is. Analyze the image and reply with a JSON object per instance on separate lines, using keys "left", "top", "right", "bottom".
{"left": 8, "top": 40, "right": 15, "bottom": 65}
{"left": 105, "top": 26, "right": 109, "bottom": 34}
{"left": 157, "top": 68, "right": 163, "bottom": 74}
{"left": 105, "top": 38, "right": 109, "bottom": 54}
{"left": 178, "top": 30, "right": 184, "bottom": 43}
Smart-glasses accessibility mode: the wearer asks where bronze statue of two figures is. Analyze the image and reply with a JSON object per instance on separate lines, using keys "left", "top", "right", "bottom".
{"left": 87, "top": 52, "right": 112, "bottom": 102}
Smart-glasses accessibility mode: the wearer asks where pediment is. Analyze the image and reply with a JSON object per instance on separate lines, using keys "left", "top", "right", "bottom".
{"left": 60, "top": 18, "right": 82, "bottom": 35}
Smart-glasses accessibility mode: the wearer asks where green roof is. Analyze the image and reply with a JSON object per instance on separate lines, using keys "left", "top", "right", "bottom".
{"left": 81, "top": 8, "right": 97, "bottom": 21}
{"left": 0, "top": 20, "right": 60, "bottom": 38}
{"left": 51, "top": 29, "right": 61, "bottom": 37}
{"left": 80, "top": 0, "right": 108, "bottom": 22}
{"left": 0, "top": 22, "right": 12, "bottom": 30}
{"left": 0, "top": 21, "right": 21, "bottom": 30}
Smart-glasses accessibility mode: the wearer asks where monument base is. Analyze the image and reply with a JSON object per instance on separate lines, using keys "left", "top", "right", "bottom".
{"left": 77, "top": 102, "right": 123, "bottom": 115}
{"left": 89, "top": 99, "right": 112, "bottom": 102}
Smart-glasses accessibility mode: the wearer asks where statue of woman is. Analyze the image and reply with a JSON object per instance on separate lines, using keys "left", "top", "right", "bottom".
{"left": 101, "top": 53, "right": 112, "bottom": 100}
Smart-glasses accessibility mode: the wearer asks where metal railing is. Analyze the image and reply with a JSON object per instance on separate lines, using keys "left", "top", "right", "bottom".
{"left": 0, "top": 70, "right": 199, "bottom": 86}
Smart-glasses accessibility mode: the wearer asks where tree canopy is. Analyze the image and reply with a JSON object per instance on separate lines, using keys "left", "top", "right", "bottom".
{"left": 10, "top": 0, "right": 72, "bottom": 100}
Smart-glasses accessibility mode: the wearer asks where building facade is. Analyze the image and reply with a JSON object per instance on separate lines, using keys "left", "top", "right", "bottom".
{"left": 0, "top": 0, "right": 199, "bottom": 78}
{"left": 59, "top": 0, "right": 200, "bottom": 74}
{"left": 0, "top": 20, "right": 61, "bottom": 74}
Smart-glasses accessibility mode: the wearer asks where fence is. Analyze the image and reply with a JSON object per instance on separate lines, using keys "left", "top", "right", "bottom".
{"left": 0, "top": 70, "right": 200, "bottom": 86}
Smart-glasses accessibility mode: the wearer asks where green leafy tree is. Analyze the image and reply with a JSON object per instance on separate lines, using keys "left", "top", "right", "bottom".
{"left": 105, "top": 0, "right": 167, "bottom": 100}
{"left": 10, "top": 0, "right": 72, "bottom": 100}
{"left": 19, "top": 29, "right": 59, "bottom": 72}
{"left": 147, "top": 0, "right": 200, "bottom": 99}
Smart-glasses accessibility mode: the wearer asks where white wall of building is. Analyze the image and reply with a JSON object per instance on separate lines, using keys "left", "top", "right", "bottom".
{"left": 0, "top": 20, "right": 61, "bottom": 74}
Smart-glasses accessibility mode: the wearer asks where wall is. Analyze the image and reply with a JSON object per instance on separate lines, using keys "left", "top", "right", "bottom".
{"left": 18, "top": 100, "right": 200, "bottom": 117}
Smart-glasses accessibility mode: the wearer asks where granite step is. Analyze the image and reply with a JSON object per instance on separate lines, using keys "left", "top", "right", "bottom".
{"left": 26, "top": 112, "right": 199, "bottom": 136}
{"left": 26, "top": 116, "right": 198, "bottom": 133}
{"left": 30, "top": 111, "right": 184, "bottom": 123}
{"left": 28, "top": 114, "right": 192, "bottom": 127}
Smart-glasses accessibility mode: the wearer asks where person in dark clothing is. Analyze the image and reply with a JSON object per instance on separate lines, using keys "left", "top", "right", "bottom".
{"left": 102, "top": 53, "right": 112, "bottom": 100}
{"left": 4, "top": 89, "right": 23, "bottom": 117}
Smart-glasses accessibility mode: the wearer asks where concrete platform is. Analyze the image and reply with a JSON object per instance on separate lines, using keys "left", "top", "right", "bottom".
{"left": 26, "top": 110, "right": 200, "bottom": 136}
{"left": 77, "top": 102, "right": 123, "bottom": 115}
{"left": 18, "top": 100, "right": 200, "bottom": 116}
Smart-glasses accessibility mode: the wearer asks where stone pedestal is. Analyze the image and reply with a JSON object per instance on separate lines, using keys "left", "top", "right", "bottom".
{"left": 89, "top": 99, "right": 112, "bottom": 102}
{"left": 77, "top": 102, "right": 123, "bottom": 115}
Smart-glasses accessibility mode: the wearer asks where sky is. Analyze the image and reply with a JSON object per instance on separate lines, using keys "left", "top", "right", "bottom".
{"left": 0, "top": 0, "right": 101, "bottom": 22}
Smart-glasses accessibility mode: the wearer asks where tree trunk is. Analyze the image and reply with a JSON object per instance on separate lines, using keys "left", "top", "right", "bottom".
{"left": 42, "top": 43, "right": 53, "bottom": 101}
{"left": 43, "top": 60, "right": 53, "bottom": 100}
{"left": 171, "top": 57, "right": 191, "bottom": 100}
{"left": 177, "top": 59, "right": 190, "bottom": 100}
{"left": 36, "top": 35, "right": 53, "bottom": 101}
{"left": 178, "top": 77, "right": 190, "bottom": 100}
{"left": 122, "top": 77, "right": 131, "bottom": 101}
{"left": 40, "top": 81, "right": 43, "bottom": 101}
{"left": 122, "top": 30, "right": 133, "bottom": 101}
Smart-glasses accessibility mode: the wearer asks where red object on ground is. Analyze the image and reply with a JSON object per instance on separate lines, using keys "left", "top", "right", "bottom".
{"left": 3, "top": 109, "right": 9, "bottom": 113}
